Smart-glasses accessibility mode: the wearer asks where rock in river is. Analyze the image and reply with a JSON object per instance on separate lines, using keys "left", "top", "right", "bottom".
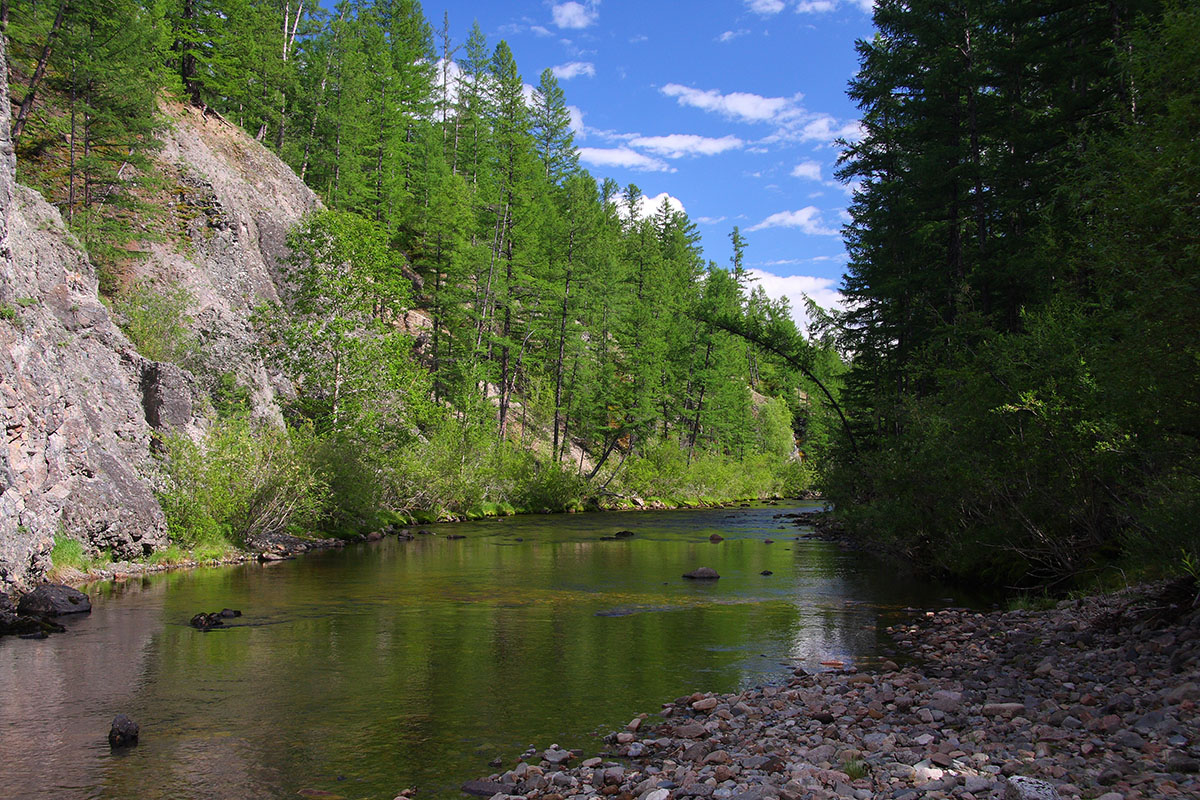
{"left": 16, "top": 585, "right": 91, "bottom": 616}
{"left": 683, "top": 567, "right": 720, "bottom": 580}
{"left": 108, "top": 714, "right": 139, "bottom": 748}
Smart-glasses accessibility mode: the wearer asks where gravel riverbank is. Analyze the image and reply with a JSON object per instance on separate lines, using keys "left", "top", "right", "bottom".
{"left": 470, "top": 579, "right": 1199, "bottom": 800}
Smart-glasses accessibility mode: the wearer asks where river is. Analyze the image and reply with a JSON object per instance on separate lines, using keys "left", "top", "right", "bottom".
{"left": 0, "top": 502, "right": 983, "bottom": 799}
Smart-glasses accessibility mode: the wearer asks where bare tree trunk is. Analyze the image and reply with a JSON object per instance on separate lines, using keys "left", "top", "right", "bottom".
{"left": 12, "top": 0, "right": 68, "bottom": 144}
{"left": 275, "top": 1, "right": 303, "bottom": 151}
{"left": 66, "top": 63, "right": 76, "bottom": 222}
{"left": 552, "top": 229, "right": 574, "bottom": 461}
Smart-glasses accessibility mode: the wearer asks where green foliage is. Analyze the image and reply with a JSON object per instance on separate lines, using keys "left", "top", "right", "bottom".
{"left": 49, "top": 537, "right": 90, "bottom": 571}
{"left": 261, "top": 209, "right": 430, "bottom": 439}
{"left": 828, "top": 1, "right": 1199, "bottom": 589}
{"left": 114, "top": 280, "right": 197, "bottom": 365}
{"left": 158, "top": 416, "right": 329, "bottom": 548}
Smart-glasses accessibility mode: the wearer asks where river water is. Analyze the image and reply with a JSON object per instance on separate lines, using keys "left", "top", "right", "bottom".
{"left": 0, "top": 503, "right": 982, "bottom": 799}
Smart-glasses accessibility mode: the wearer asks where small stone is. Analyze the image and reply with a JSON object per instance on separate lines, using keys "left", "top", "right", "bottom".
{"left": 544, "top": 748, "right": 572, "bottom": 765}
{"left": 702, "top": 750, "right": 731, "bottom": 765}
{"left": 692, "top": 697, "right": 718, "bottom": 711}
{"left": 1004, "top": 776, "right": 1061, "bottom": 800}
{"left": 709, "top": 534, "right": 724, "bottom": 542}
{"left": 108, "top": 715, "right": 139, "bottom": 748}
{"left": 983, "top": 703, "right": 1026, "bottom": 717}
{"left": 461, "top": 780, "right": 511, "bottom": 797}
{"left": 646, "top": 790, "right": 670, "bottom": 800}
{"left": 683, "top": 568, "right": 720, "bottom": 580}
{"left": 1167, "top": 754, "right": 1200, "bottom": 773}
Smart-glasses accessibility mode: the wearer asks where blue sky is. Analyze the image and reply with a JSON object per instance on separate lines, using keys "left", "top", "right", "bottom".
{"left": 430, "top": 0, "right": 877, "bottom": 320}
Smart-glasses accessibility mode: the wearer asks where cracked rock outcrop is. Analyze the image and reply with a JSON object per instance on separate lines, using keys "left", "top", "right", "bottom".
{"left": 0, "top": 35, "right": 168, "bottom": 589}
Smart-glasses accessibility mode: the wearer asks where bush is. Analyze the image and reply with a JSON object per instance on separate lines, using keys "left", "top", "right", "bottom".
{"left": 158, "top": 417, "right": 329, "bottom": 548}
{"left": 114, "top": 279, "right": 197, "bottom": 365}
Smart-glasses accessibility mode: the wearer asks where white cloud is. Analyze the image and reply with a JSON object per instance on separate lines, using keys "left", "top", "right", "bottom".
{"left": 552, "top": 61, "right": 596, "bottom": 80}
{"left": 696, "top": 215, "right": 728, "bottom": 226}
{"left": 661, "top": 84, "right": 859, "bottom": 146}
{"left": 795, "top": 0, "right": 875, "bottom": 12}
{"left": 628, "top": 134, "right": 744, "bottom": 159}
{"left": 798, "top": 116, "right": 863, "bottom": 143}
{"left": 552, "top": 1, "right": 599, "bottom": 29}
{"left": 718, "top": 29, "right": 750, "bottom": 42}
{"left": 791, "top": 161, "right": 823, "bottom": 181}
{"left": 746, "top": 0, "right": 786, "bottom": 13}
{"left": 747, "top": 207, "right": 841, "bottom": 236}
{"left": 621, "top": 191, "right": 687, "bottom": 221}
{"left": 578, "top": 147, "right": 672, "bottom": 172}
{"left": 661, "top": 84, "right": 799, "bottom": 124}
{"left": 531, "top": 25, "right": 553, "bottom": 36}
{"left": 568, "top": 106, "right": 586, "bottom": 137}
{"left": 746, "top": 268, "right": 845, "bottom": 329}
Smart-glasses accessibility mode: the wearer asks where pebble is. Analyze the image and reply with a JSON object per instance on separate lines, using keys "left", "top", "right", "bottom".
{"left": 473, "top": 579, "right": 1200, "bottom": 800}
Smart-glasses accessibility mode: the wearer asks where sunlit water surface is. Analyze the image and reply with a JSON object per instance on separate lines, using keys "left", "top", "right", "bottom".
{"left": 0, "top": 503, "right": 985, "bottom": 799}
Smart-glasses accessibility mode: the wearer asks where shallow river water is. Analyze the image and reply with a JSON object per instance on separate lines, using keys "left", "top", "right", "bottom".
{"left": 0, "top": 503, "right": 983, "bottom": 799}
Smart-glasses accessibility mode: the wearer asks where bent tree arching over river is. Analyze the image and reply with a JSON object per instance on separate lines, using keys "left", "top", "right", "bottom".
{"left": 0, "top": 505, "right": 986, "bottom": 799}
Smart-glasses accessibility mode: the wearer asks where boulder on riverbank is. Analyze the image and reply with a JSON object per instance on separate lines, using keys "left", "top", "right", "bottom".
{"left": 16, "top": 584, "right": 91, "bottom": 616}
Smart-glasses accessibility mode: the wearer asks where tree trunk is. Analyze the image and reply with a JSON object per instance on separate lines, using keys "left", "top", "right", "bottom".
{"left": 12, "top": 0, "right": 68, "bottom": 144}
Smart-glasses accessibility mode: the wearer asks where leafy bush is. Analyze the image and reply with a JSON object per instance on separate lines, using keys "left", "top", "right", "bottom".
{"left": 158, "top": 417, "right": 329, "bottom": 548}
{"left": 114, "top": 279, "right": 197, "bottom": 365}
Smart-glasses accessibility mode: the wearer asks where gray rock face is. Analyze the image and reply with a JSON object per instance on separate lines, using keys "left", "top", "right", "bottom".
{"left": 131, "top": 102, "right": 323, "bottom": 422}
{"left": 0, "top": 184, "right": 171, "bottom": 588}
{"left": 0, "top": 34, "right": 14, "bottom": 268}
{"left": 0, "top": 51, "right": 325, "bottom": 586}
{"left": 0, "top": 34, "right": 174, "bottom": 588}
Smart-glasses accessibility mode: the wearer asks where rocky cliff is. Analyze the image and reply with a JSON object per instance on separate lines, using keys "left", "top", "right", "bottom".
{"left": 0, "top": 34, "right": 322, "bottom": 590}
{"left": 128, "top": 101, "right": 322, "bottom": 418}
{"left": 1, "top": 34, "right": 168, "bottom": 588}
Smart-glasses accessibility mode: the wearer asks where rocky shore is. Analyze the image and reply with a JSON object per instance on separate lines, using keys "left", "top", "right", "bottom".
{"left": 470, "top": 579, "right": 1199, "bottom": 800}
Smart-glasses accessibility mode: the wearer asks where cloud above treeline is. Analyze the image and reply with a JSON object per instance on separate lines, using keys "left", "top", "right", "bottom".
{"left": 578, "top": 147, "right": 672, "bottom": 173}
{"left": 552, "top": 61, "right": 596, "bottom": 80}
{"left": 659, "top": 83, "right": 860, "bottom": 146}
{"left": 746, "top": 268, "right": 845, "bottom": 330}
{"left": 745, "top": 0, "right": 874, "bottom": 14}
{"left": 628, "top": 134, "right": 744, "bottom": 158}
{"left": 552, "top": 1, "right": 600, "bottom": 30}
{"left": 748, "top": 206, "right": 841, "bottom": 235}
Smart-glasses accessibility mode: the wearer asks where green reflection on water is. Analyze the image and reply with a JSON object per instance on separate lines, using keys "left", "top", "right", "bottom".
{"left": 0, "top": 504, "right": 984, "bottom": 800}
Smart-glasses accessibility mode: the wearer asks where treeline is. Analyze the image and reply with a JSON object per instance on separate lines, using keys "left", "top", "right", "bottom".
{"left": 830, "top": 0, "right": 1199, "bottom": 588}
{"left": 5, "top": 1, "right": 836, "bottom": 544}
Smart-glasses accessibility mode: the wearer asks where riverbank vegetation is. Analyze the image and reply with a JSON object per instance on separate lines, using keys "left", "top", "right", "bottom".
{"left": 827, "top": 1, "right": 1200, "bottom": 590}
{"left": 5, "top": 1, "right": 837, "bottom": 549}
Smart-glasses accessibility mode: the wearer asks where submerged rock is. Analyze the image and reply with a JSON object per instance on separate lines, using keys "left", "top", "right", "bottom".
{"left": 189, "top": 612, "right": 224, "bottom": 631}
{"left": 683, "top": 567, "right": 720, "bottom": 580}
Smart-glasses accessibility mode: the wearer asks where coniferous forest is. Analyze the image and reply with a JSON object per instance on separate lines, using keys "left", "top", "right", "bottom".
{"left": 4, "top": 0, "right": 1198, "bottom": 590}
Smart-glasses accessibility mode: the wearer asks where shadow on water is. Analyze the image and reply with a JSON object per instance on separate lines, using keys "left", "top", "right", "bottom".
{"left": 0, "top": 502, "right": 992, "bottom": 800}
